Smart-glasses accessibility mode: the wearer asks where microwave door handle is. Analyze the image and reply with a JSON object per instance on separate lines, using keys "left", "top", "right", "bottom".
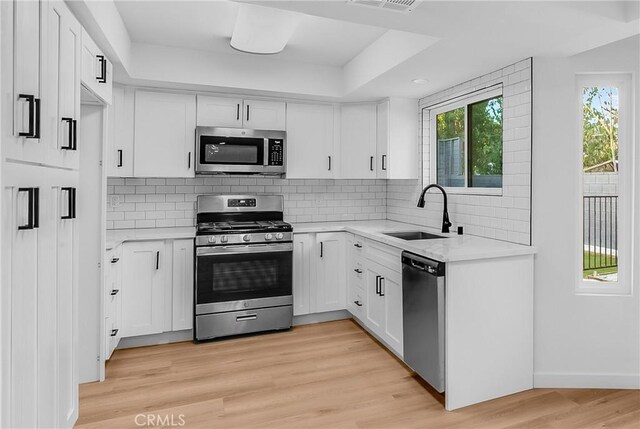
{"left": 264, "top": 138, "right": 269, "bottom": 167}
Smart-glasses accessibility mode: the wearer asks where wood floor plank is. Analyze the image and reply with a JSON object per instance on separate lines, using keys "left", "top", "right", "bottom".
{"left": 76, "top": 320, "right": 640, "bottom": 428}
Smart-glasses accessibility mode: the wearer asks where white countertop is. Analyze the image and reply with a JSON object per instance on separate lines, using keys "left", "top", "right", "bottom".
{"left": 106, "top": 227, "right": 196, "bottom": 250}
{"left": 105, "top": 221, "right": 536, "bottom": 262}
{"left": 292, "top": 220, "right": 536, "bottom": 263}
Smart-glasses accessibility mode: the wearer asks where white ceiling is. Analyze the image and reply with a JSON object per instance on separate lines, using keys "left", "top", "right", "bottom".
{"left": 114, "top": 0, "right": 387, "bottom": 67}
{"left": 110, "top": 0, "right": 640, "bottom": 101}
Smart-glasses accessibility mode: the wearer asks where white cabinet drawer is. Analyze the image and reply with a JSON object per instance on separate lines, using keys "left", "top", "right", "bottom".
{"left": 366, "top": 239, "right": 402, "bottom": 274}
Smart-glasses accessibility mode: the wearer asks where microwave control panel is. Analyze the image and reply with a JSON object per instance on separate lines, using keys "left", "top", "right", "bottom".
{"left": 267, "top": 139, "right": 284, "bottom": 166}
{"left": 228, "top": 198, "right": 257, "bottom": 208}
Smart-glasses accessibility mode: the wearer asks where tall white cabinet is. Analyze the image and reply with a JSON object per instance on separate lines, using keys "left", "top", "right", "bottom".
{"left": 1, "top": 1, "right": 86, "bottom": 426}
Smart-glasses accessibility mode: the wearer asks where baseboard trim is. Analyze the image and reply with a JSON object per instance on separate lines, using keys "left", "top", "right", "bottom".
{"left": 534, "top": 372, "right": 640, "bottom": 389}
{"left": 293, "top": 310, "right": 351, "bottom": 326}
{"left": 117, "top": 330, "right": 193, "bottom": 349}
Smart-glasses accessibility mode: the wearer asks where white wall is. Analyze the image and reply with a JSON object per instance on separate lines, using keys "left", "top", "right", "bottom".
{"left": 532, "top": 35, "right": 640, "bottom": 388}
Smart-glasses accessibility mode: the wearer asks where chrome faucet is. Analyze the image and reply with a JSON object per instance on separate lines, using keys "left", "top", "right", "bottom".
{"left": 417, "top": 184, "right": 452, "bottom": 233}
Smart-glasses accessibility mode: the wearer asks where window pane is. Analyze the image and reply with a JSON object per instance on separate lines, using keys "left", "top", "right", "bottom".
{"left": 582, "top": 87, "right": 618, "bottom": 282}
{"left": 468, "top": 97, "right": 503, "bottom": 188}
{"left": 436, "top": 107, "right": 465, "bottom": 187}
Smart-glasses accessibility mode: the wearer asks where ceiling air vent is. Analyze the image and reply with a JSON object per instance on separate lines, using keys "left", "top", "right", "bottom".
{"left": 349, "top": 0, "right": 420, "bottom": 13}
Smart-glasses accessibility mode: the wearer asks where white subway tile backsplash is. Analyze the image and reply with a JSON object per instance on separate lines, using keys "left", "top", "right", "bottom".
{"left": 107, "top": 177, "right": 387, "bottom": 229}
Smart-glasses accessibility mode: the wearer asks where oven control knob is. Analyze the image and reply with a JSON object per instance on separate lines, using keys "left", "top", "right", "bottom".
{"left": 265, "top": 233, "right": 273, "bottom": 241}
{"left": 243, "top": 234, "right": 251, "bottom": 242}
{"left": 275, "top": 233, "right": 284, "bottom": 240}
{"left": 220, "top": 235, "right": 228, "bottom": 243}
{"left": 208, "top": 236, "right": 217, "bottom": 244}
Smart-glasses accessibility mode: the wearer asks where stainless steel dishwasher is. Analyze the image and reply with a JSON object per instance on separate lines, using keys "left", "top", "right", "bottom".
{"left": 402, "top": 251, "right": 445, "bottom": 392}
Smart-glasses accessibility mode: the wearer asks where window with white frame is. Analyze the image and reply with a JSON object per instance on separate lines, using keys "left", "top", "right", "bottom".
{"left": 577, "top": 74, "right": 632, "bottom": 294}
{"left": 425, "top": 87, "right": 503, "bottom": 193}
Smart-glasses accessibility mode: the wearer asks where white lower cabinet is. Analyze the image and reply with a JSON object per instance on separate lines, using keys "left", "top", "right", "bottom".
{"left": 172, "top": 239, "right": 194, "bottom": 331}
{"left": 114, "top": 238, "right": 194, "bottom": 345}
{"left": 293, "top": 233, "right": 314, "bottom": 315}
{"left": 1, "top": 163, "right": 79, "bottom": 428}
{"left": 105, "top": 244, "right": 123, "bottom": 359}
{"left": 121, "top": 241, "right": 167, "bottom": 337}
{"left": 346, "top": 235, "right": 403, "bottom": 357}
{"left": 292, "top": 232, "right": 347, "bottom": 316}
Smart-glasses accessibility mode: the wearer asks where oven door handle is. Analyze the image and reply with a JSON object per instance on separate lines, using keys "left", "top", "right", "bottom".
{"left": 196, "top": 242, "right": 293, "bottom": 256}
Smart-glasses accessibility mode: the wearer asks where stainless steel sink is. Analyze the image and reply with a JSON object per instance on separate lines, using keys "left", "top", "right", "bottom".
{"left": 383, "top": 231, "right": 447, "bottom": 241}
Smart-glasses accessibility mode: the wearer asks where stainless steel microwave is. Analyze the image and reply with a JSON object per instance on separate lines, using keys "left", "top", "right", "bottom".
{"left": 195, "top": 127, "right": 286, "bottom": 175}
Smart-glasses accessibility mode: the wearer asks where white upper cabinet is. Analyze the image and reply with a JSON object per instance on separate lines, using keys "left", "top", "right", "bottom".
{"left": 134, "top": 90, "right": 196, "bottom": 178}
{"left": 376, "top": 98, "right": 418, "bottom": 179}
{"left": 243, "top": 99, "right": 286, "bottom": 130}
{"left": 196, "top": 96, "right": 242, "bottom": 128}
{"left": 106, "top": 85, "right": 135, "bottom": 177}
{"left": 197, "top": 95, "right": 285, "bottom": 130}
{"left": 44, "top": 0, "right": 81, "bottom": 170}
{"left": 7, "top": 0, "right": 43, "bottom": 164}
{"left": 81, "top": 28, "right": 113, "bottom": 104}
{"left": 286, "top": 103, "right": 336, "bottom": 179}
{"left": 340, "top": 103, "right": 377, "bottom": 179}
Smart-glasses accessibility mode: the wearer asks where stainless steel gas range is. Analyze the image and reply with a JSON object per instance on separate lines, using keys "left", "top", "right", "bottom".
{"left": 194, "top": 195, "right": 293, "bottom": 342}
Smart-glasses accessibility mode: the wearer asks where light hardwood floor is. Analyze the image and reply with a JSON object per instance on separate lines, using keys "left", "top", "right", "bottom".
{"left": 77, "top": 320, "right": 640, "bottom": 428}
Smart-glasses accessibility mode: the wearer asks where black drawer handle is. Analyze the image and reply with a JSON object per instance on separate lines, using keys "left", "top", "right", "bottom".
{"left": 353, "top": 243, "right": 362, "bottom": 248}
{"left": 110, "top": 289, "right": 119, "bottom": 296}
{"left": 354, "top": 268, "right": 362, "bottom": 274}
{"left": 379, "top": 277, "right": 385, "bottom": 296}
{"left": 246, "top": 104, "right": 250, "bottom": 121}
{"left": 110, "top": 329, "right": 118, "bottom": 337}
{"left": 320, "top": 242, "right": 323, "bottom": 258}
{"left": 236, "top": 103, "right": 240, "bottom": 121}
{"left": 382, "top": 154, "right": 387, "bottom": 171}
{"left": 375, "top": 275, "right": 380, "bottom": 295}
{"left": 61, "top": 118, "right": 73, "bottom": 150}
{"left": 328, "top": 156, "right": 332, "bottom": 171}
{"left": 18, "top": 94, "right": 40, "bottom": 138}
{"left": 111, "top": 257, "right": 120, "bottom": 264}
{"left": 117, "top": 149, "right": 123, "bottom": 167}
{"left": 97, "top": 55, "right": 107, "bottom": 83}
{"left": 354, "top": 300, "right": 363, "bottom": 307}
{"left": 61, "top": 187, "right": 76, "bottom": 220}
{"left": 155, "top": 251, "right": 160, "bottom": 270}
{"left": 370, "top": 156, "right": 374, "bottom": 171}
{"left": 17, "top": 187, "right": 39, "bottom": 230}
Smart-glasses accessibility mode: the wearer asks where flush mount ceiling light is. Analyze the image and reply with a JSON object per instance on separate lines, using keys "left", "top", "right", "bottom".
{"left": 230, "top": 4, "right": 303, "bottom": 55}
{"left": 412, "top": 78, "right": 429, "bottom": 84}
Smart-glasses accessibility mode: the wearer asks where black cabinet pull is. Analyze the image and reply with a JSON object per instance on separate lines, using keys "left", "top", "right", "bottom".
{"left": 17, "top": 187, "right": 39, "bottom": 230}
{"left": 18, "top": 94, "right": 40, "bottom": 138}
{"left": 61, "top": 118, "right": 73, "bottom": 150}
{"left": 61, "top": 187, "right": 76, "bottom": 220}
{"left": 236, "top": 103, "right": 240, "bottom": 121}
{"left": 353, "top": 243, "right": 362, "bottom": 248}
{"left": 110, "top": 329, "right": 118, "bottom": 337}
{"left": 246, "top": 104, "right": 250, "bottom": 122}
{"left": 370, "top": 156, "right": 374, "bottom": 171}
{"left": 96, "top": 55, "right": 107, "bottom": 83}
{"left": 188, "top": 152, "right": 191, "bottom": 169}
{"left": 328, "top": 156, "right": 332, "bottom": 171}
{"left": 375, "top": 275, "right": 380, "bottom": 295}
{"left": 72, "top": 119, "right": 77, "bottom": 150}
{"left": 353, "top": 300, "right": 363, "bottom": 307}
{"left": 155, "top": 251, "right": 160, "bottom": 270}
{"left": 117, "top": 149, "right": 123, "bottom": 167}
{"left": 354, "top": 268, "right": 362, "bottom": 274}
{"left": 110, "top": 289, "right": 119, "bottom": 296}
{"left": 320, "top": 242, "right": 323, "bottom": 258}
{"left": 382, "top": 154, "right": 387, "bottom": 171}
{"left": 111, "top": 257, "right": 119, "bottom": 264}
{"left": 379, "top": 277, "right": 385, "bottom": 296}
